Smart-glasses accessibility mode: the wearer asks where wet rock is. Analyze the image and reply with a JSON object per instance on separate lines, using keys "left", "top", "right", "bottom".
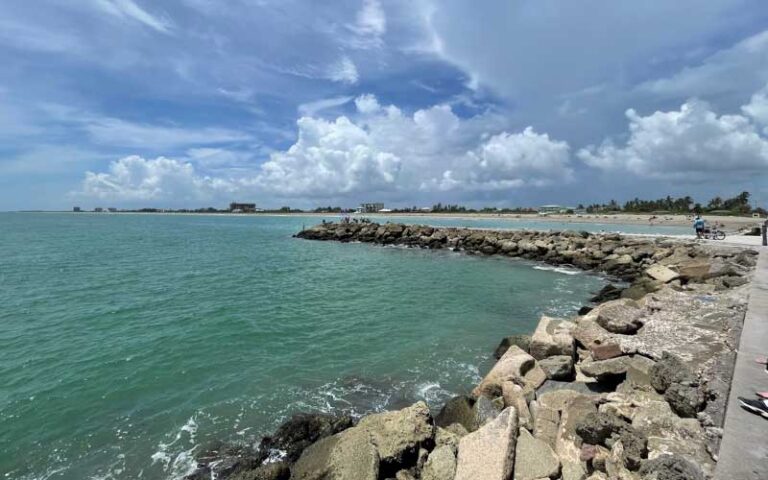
{"left": 530, "top": 316, "right": 576, "bottom": 360}
{"left": 514, "top": 427, "right": 560, "bottom": 480}
{"left": 539, "top": 355, "right": 575, "bottom": 381}
{"left": 435, "top": 395, "right": 476, "bottom": 432}
{"left": 455, "top": 407, "right": 519, "bottom": 480}
{"left": 578, "top": 306, "right": 594, "bottom": 315}
{"left": 421, "top": 445, "right": 456, "bottom": 480}
{"left": 228, "top": 462, "right": 290, "bottom": 480}
{"left": 590, "top": 284, "right": 623, "bottom": 303}
{"left": 258, "top": 412, "right": 354, "bottom": 463}
{"left": 596, "top": 299, "right": 645, "bottom": 334}
{"left": 638, "top": 454, "right": 704, "bottom": 480}
{"left": 493, "top": 334, "right": 532, "bottom": 359}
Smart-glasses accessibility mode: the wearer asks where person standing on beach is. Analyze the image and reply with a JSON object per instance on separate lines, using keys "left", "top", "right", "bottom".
{"left": 694, "top": 215, "right": 705, "bottom": 238}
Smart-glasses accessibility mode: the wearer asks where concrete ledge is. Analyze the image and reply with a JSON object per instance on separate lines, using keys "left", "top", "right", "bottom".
{"left": 715, "top": 248, "right": 768, "bottom": 479}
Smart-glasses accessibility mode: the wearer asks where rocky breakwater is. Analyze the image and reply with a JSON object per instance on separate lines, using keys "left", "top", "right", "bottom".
{"left": 183, "top": 222, "right": 757, "bottom": 480}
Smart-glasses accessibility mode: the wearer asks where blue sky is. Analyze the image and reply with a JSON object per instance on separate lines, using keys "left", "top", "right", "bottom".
{"left": 2, "top": 0, "right": 768, "bottom": 210}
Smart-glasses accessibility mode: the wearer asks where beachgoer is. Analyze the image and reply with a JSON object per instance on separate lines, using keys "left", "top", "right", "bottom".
{"left": 694, "top": 215, "right": 705, "bottom": 238}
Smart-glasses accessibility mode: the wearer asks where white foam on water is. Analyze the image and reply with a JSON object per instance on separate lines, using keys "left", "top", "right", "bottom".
{"left": 532, "top": 265, "right": 581, "bottom": 275}
{"left": 264, "top": 449, "right": 287, "bottom": 464}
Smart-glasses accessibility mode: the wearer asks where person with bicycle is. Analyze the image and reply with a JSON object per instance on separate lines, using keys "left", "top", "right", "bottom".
{"left": 694, "top": 215, "right": 705, "bottom": 238}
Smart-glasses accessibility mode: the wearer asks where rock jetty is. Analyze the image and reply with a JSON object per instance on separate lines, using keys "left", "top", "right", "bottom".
{"left": 185, "top": 222, "right": 758, "bottom": 480}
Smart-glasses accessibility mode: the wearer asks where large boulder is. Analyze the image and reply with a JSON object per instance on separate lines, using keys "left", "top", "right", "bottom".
{"left": 472, "top": 395, "right": 502, "bottom": 429}
{"left": 501, "top": 381, "right": 532, "bottom": 430}
{"left": 474, "top": 346, "right": 545, "bottom": 398}
{"left": 539, "top": 355, "right": 575, "bottom": 381}
{"left": 590, "top": 284, "right": 623, "bottom": 303}
{"left": 493, "top": 335, "right": 532, "bottom": 359}
{"left": 356, "top": 401, "right": 435, "bottom": 471}
{"left": 649, "top": 352, "right": 695, "bottom": 393}
{"left": 663, "top": 383, "right": 704, "bottom": 418}
{"left": 595, "top": 299, "right": 645, "bottom": 335}
{"left": 574, "top": 412, "right": 647, "bottom": 471}
{"left": 579, "top": 356, "right": 632, "bottom": 382}
{"left": 435, "top": 396, "right": 476, "bottom": 432}
{"left": 455, "top": 407, "right": 519, "bottom": 480}
{"left": 228, "top": 463, "right": 290, "bottom": 480}
{"left": 421, "top": 445, "right": 456, "bottom": 480}
{"left": 645, "top": 265, "right": 680, "bottom": 283}
{"left": 513, "top": 427, "right": 560, "bottom": 480}
{"left": 529, "top": 316, "right": 576, "bottom": 360}
{"left": 638, "top": 454, "right": 704, "bottom": 480}
{"left": 291, "top": 426, "right": 379, "bottom": 480}
{"left": 531, "top": 402, "right": 560, "bottom": 449}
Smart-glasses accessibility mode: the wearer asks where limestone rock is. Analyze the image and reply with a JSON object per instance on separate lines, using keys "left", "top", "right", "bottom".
{"left": 530, "top": 316, "right": 576, "bottom": 360}
{"left": 663, "top": 383, "right": 704, "bottom": 418}
{"left": 455, "top": 407, "right": 519, "bottom": 480}
{"left": 590, "top": 342, "right": 624, "bottom": 361}
{"left": 434, "top": 427, "right": 461, "bottom": 453}
{"left": 421, "top": 445, "right": 456, "bottom": 480}
{"left": 474, "top": 346, "right": 542, "bottom": 398}
{"left": 502, "top": 382, "right": 533, "bottom": 430}
{"left": 579, "top": 356, "right": 632, "bottom": 382}
{"left": 514, "top": 427, "right": 560, "bottom": 480}
{"left": 595, "top": 299, "right": 645, "bottom": 334}
{"left": 291, "top": 426, "right": 379, "bottom": 480}
{"left": 435, "top": 396, "right": 475, "bottom": 432}
{"left": 649, "top": 352, "right": 695, "bottom": 393}
{"left": 539, "top": 355, "right": 575, "bottom": 381}
{"left": 494, "top": 334, "right": 532, "bottom": 359}
{"left": 645, "top": 265, "right": 680, "bottom": 283}
{"left": 472, "top": 395, "right": 501, "bottom": 428}
{"left": 638, "top": 454, "right": 704, "bottom": 480}
{"left": 356, "top": 401, "right": 435, "bottom": 469}
{"left": 531, "top": 402, "right": 559, "bottom": 449}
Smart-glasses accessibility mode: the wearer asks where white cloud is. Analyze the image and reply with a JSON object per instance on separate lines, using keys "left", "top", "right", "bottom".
{"left": 298, "top": 96, "right": 353, "bottom": 117}
{"left": 327, "top": 56, "right": 359, "bottom": 84}
{"left": 92, "top": 0, "right": 172, "bottom": 33}
{"left": 426, "top": 128, "right": 572, "bottom": 191}
{"left": 355, "top": 94, "right": 381, "bottom": 114}
{"left": 742, "top": 84, "right": 768, "bottom": 131}
{"left": 578, "top": 97, "right": 768, "bottom": 179}
{"left": 353, "top": 0, "right": 386, "bottom": 37}
{"left": 80, "top": 155, "right": 230, "bottom": 201}
{"left": 77, "top": 95, "right": 574, "bottom": 202}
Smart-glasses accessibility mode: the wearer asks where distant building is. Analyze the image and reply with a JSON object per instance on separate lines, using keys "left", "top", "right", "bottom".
{"left": 94, "top": 207, "right": 104, "bottom": 212}
{"left": 229, "top": 202, "right": 256, "bottom": 213}
{"left": 537, "top": 205, "right": 572, "bottom": 215}
{"left": 108, "top": 208, "right": 117, "bottom": 213}
{"left": 73, "top": 206, "right": 81, "bottom": 212}
{"left": 359, "top": 202, "right": 384, "bottom": 213}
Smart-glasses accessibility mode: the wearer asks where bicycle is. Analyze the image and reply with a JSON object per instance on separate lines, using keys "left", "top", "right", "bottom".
{"left": 701, "top": 227, "right": 726, "bottom": 240}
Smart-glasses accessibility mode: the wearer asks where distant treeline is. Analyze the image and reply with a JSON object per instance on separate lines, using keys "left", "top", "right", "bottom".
{"left": 582, "top": 191, "right": 764, "bottom": 215}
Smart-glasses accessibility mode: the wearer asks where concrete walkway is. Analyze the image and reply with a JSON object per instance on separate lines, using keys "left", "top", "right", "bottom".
{"left": 715, "top": 247, "right": 768, "bottom": 479}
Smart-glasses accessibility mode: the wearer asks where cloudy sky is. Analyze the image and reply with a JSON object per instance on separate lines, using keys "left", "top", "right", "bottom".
{"left": 2, "top": 0, "right": 768, "bottom": 210}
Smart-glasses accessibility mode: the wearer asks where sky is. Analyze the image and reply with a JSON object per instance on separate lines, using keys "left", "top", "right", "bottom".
{"left": 2, "top": 0, "right": 768, "bottom": 210}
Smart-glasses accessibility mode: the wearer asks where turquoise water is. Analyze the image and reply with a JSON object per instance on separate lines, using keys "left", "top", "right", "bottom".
{"left": 0, "top": 213, "right": 607, "bottom": 480}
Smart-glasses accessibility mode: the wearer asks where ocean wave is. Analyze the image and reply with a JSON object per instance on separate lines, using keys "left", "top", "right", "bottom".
{"left": 532, "top": 265, "right": 581, "bottom": 275}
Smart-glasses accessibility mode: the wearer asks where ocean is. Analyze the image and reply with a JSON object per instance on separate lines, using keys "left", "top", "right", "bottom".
{"left": 0, "top": 213, "right": 614, "bottom": 479}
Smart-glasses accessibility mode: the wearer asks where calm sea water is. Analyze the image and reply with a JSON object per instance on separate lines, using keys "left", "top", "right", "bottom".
{"left": 0, "top": 213, "right": 611, "bottom": 480}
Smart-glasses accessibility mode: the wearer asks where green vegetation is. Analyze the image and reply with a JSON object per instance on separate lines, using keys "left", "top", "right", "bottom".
{"left": 585, "top": 191, "right": 759, "bottom": 215}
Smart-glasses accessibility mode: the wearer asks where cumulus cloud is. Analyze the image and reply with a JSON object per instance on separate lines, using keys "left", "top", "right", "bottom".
{"left": 578, "top": 97, "right": 768, "bottom": 179}
{"left": 742, "top": 84, "right": 768, "bottom": 131}
{"left": 429, "top": 128, "right": 572, "bottom": 191}
{"left": 77, "top": 94, "right": 575, "bottom": 202}
{"left": 80, "top": 155, "right": 230, "bottom": 201}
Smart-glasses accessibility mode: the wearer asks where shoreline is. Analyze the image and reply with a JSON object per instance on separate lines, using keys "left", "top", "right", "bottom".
{"left": 12, "top": 210, "right": 765, "bottom": 231}
{"left": 184, "top": 222, "right": 760, "bottom": 480}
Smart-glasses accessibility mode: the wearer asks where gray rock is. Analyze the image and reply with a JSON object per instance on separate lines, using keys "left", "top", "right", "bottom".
{"left": 638, "top": 454, "right": 704, "bottom": 480}
{"left": 513, "top": 427, "right": 560, "bottom": 480}
{"left": 664, "top": 383, "right": 704, "bottom": 418}
{"left": 596, "top": 299, "right": 645, "bottom": 334}
{"left": 579, "top": 356, "right": 632, "bottom": 382}
{"left": 530, "top": 316, "right": 576, "bottom": 360}
{"left": 421, "top": 445, "right": 456, "bottom": 480}
{"left": 291, "top": 426, "right": 379, "bottom": 480}
{"left": 494, "top": 335, "right": 532, "bottom": 359}
{"left": 455, "top": 407, "right": 519, "bottom": 480}
{"left": 227, "top": 462, "right": 290, "bottom": 480}
{"left": 650, "top": 352, "right": 696, "bottom": 393}
{"left": 473, "top": 395, "right": 501, "bottom": 428}
{"left": 539, "top": 355, "right": 575, "bottom": 381}
{"left": 435, "top": 395, "right": 475, "bottom": 432}
{"left": 434, "top": 427, "right": 460, "bottom": 453}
